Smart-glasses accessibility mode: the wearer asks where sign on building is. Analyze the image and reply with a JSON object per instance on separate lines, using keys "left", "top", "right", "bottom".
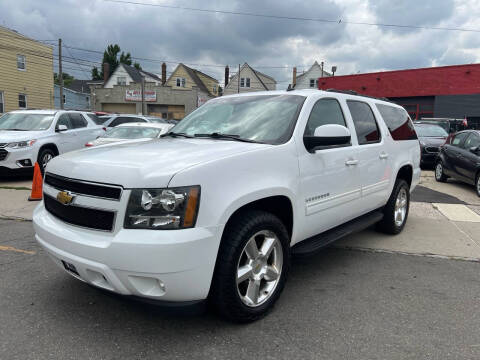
{"left": 197, "top": 93, "right": 209, "bottom": 107}
{"left": 125, "top": 90, "right": 156, "bottom": 102}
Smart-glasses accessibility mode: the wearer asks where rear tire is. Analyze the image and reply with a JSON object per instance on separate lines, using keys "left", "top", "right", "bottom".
{"left": 435, "top": 161, "right": 448, "bottom": 182}
{"left": 210, "top": 210, "right": 290, "bottom": 322}
{"left": 476, "top": 173, "right": 480, "bottom": 197}
{"left": 377, "top": 179, "right": 410, "bottom": 235}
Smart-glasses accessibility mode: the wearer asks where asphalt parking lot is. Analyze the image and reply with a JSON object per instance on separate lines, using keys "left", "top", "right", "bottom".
{"left": 2, "top": 171, "right": 480, "bottom": 359}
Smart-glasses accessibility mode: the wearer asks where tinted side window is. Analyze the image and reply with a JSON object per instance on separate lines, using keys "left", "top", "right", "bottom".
{"left": 376, "top": 104, "right": 417, "bottom": 141}
{"left": 304, "top": 98, "right": 346, "bottom": 136}
{"left": 87, "top": 113, "right": 103, "bottom": 125}
{"left": 56, "top": 114, "right": 73, "bottom": 129}
{"left": 69, "top": 113, "right": 88, "bottom": 128}
{"left": 133, "top": 117, "right": 147, "bottom": 123}
{"left": 109, "top": 117, "right": 127, "bottom": 127}
{"left": 451, "top": 132, "right": 468, "bottom": 147}
{"left": 347, "top": 101, "right": 380, "bottom": 144}
{"left": 463, "top": 133, "right": 480, "bottom": 149}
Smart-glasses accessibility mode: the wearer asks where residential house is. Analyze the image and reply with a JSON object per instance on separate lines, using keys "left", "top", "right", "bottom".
{"left": 166, "top": 63, "right": 220, "bottom": 106}
{"left": 92, "top": 63, "right": 219, "bottom": 119}
{"left": 54, "top": 82, "right": 91, "bottom": 110}
{"left": 293, "top": 61, "right": 331, "bottom": 90}
{"left": 0, "top": 25, "right": 54, "bottom": 113}
{"left": 223, "top": 63, "right": 276, "bottom": 95}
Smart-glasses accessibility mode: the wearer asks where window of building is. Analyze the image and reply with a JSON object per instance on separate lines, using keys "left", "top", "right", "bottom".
{"left": 246, "top": 78, "right": 250, "bottom": 87}
{"left": 86, "top": 96, "right": 89, "bottom": 103}
{"left": 213, "top": 84, "right": 217, "bottom": 93}
{"left": 240, "top": 78, "right": 245, "bottom": 87}
{"left": 17, "top": 55, "right": 26, "bottom": 71}
{"left": 347, "top": 100, "right": 381, "bottom": 144}
{"left": 304, "top": 98, "right": 347, "bottom": 137}
{"left": 176, "top": 77, "right": 186, "bottom": 87}
{"left": 240, "top": 78, "right": 250, "bottom": 88}
{"left": 0, "top": 91, "right": 3, "bottom": 113}
{"left": 18, "top": 94, "right": 27, "bottom": 109}
{"left": 117, "top": 76, "right": 127, "bottom": 85}
{"left": 310, "top": 79, "right": 315, "bottom": 88}
{"left": 376, "top": 103, "right": 417, "bottom": 141}
{"left": 62, "top": 94, "right": 66, "bottom": 104}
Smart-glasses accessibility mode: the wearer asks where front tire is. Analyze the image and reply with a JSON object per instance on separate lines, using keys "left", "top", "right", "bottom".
{"left": 476, "top": 173, "right": 480, "bottom": 197}
{"left": 37, "top": 148, "right": 56, "bottom": 174}
{"left": 435, "top": 161, "right": 448, "bottom": 182}
{"left": 377, "top": 179, "right": 410, "bottom": 235}
{"left": 210, "top": 210, "right": 290, "bottom": 322}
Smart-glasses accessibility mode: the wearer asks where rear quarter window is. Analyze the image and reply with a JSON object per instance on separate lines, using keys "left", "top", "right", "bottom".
{"left": 376, "top": 104, "right": 417, "bottom": 141}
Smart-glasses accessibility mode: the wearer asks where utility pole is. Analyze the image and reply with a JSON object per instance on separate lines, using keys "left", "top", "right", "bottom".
{"left": 58, "top": 38, "right": 64, "bottom": 109}
{"left": 238, "top": 64, "right": 240, "bottom": 94}
{"left": 321, "top": 61, "right": 324, "bottom": 78}
{"left": 141, "top": 76, "right": 145, "bottom": 115}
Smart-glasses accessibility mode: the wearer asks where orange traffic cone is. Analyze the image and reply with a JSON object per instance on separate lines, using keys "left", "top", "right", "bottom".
{"left": 28, "top": 162, "right": 43, "bottom": 201}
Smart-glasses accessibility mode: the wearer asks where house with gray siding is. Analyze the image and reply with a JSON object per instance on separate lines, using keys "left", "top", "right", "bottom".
{"left": 293, "top": 61, "right": 331, "bottom": 90}
{"left": 223, "top": 63, "right": 276, "bottom": 95}
{"left": 54, "top": 83, "right": 90, "bottom": 110}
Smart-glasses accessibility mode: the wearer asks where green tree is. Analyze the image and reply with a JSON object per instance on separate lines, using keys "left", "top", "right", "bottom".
{"left": 91, "top": 44, "right": 141, "bottom": 80}
{"left": 54, "top": 72, "right": 75, "bottom": 87}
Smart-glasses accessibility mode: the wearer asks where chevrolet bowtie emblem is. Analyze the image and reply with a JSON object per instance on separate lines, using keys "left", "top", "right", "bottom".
{"left": 56, "top": 191, "right": 74, "bottom": 205}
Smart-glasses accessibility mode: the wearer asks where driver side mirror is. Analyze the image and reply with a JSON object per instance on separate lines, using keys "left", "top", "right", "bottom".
{"left": 56, "top": 124, "right": 68, "bottom": 132}
{"left": 470, "top": 146, "right": 480, "bottom": 154}
{"left": 304, "top": 124, "right": 351, "bottom": 152}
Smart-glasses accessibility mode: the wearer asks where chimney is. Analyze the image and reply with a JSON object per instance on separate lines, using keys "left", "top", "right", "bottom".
{"left": 162, "top": 63, "right": 167, "bottom": 85}
{"left": 224, "top": 65, "right": 229, "bottom": 87}
{"left": 292, "top": 67, "right": 297, "bottom": 88}
{"left": 103, "top": 62, "right": 110, "bottom": 84}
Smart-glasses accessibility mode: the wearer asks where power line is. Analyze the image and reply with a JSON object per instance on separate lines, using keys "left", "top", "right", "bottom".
{"left": 103, "top": 0, "right": 480, "bottom": 33}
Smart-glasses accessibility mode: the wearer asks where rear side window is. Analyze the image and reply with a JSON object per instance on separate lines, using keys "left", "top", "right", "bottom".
{"left": 69, "top": 113, "right": 88, "bottom": 128}
{"left": 304, "top": 98, "right": 346, "bottom": 136}
{"left": 87, "top": 113, "right": 103, "bottom": 125}
{"left": 376, "top": 104, "right": 417, "bottom": 141}
{"left": 347, "top": 101, "right": 380, "bottom": 144}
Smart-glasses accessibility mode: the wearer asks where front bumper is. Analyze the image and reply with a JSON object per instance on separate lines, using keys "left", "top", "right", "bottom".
{"left": 33, "top": 203, "right": 222, "bottom": 302}
{"left": 0, "top": 145, "right": 37, "bottom": 170}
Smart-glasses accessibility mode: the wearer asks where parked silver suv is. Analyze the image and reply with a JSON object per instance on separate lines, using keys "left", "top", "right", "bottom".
{"left": 0, "top": 109, "right": 104, "bottom": 174}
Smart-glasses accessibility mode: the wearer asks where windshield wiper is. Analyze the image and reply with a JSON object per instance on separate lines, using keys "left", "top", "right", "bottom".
{"left": 1, "top": 128, "right": 29, "bottom": 131}
{"left": 161, "top": 132, "right": 194, "bottom": 138}
{"left": 193, "top": 132, "right": 262, "bottom": 143}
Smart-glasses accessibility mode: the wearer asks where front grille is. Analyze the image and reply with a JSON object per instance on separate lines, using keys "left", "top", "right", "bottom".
{"left": 0, "top": 143, "right": 7, "bottom": 148}
{"left": 0, "top": 149, "right": 8, "bottom": 161}
{"left": 44, "top": 194, "right": 115, "bottom": 231}
{"left": 45, "top": 173, "right": 122, "bottom": 200}
{"left": 425, "top": 146, "right": 439, "bottom": 153}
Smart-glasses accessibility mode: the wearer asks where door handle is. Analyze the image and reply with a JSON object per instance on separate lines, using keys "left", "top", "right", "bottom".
{"left": 345, "top": 159, "right": 359, "bottom": 166}
{"left": 379, "top": 152, "right": 389, "bottom": 159}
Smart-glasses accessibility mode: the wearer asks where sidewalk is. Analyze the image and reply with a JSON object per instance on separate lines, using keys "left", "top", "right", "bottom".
{"left": 0, "top": 179, "right": 36, "bottom": 220}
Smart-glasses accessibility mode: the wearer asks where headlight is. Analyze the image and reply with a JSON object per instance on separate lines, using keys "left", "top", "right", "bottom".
{"left": 124, "top": 186, "right": 200, "bottom": 230}
{"left": 7, "top": 140, "right": 36, "bottom": 149}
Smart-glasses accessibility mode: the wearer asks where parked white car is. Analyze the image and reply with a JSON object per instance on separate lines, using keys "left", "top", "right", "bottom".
{"left": 33, "top": 89, "right": 420, "bottom": 322}
{"left": 99, "top": 114, "right": 152, "bottom": 128}
{"left": 0, "top": 110, "right": 105, "bottom": 174}
{"left": 85, "top": 122, "right": 174, "bottom": 147}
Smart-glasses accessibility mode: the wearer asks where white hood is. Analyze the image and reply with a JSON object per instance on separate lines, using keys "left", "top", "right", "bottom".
{"left": 46, "top": 137, "right": 270, "bottom": 188}
{"left": 0, "top": 130, "right": 46, "bottom": 143}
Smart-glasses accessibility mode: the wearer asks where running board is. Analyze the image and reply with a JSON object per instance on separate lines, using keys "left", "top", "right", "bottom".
{"left": 291, "top": 210, "right": 384, "bottom": 256}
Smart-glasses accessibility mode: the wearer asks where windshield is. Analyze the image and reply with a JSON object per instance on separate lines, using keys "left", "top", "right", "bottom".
{"left": 172, "top": 94, "right": 306, "bottom": 144}
{"left": 0, "top": 113, "right": 54, "bottom": 131}
{"left": 414, "top": 124, "right": 448, "bottom": 137}
{"left": 102, "top": 127, "right": 162, "bottom": 139}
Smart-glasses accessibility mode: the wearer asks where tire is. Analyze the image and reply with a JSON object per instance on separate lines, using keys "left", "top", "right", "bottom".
{"left": 435, "top": 161, "right": 448, "bottom": 182}
{"left": 210, "top": 210, "right": 290, "bottom": 322}
{"left": 377, "top": 179, "right": 410, "bottom": 235}
{"left": 476, "top": 173, "right": 480, "bottom": 198}
{"left": 37, "top": 148, "right": 56, "bottom": 174}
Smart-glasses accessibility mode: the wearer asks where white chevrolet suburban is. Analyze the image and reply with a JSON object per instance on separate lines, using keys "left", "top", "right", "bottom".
{"left": 0, "top": 110, "right": 104, "bottom": 174}
{"left": 33, "top": 89, "right": 420, "bottom": 322}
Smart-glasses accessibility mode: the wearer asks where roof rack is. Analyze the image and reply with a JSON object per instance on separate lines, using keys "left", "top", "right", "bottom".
{"left": 325, "top": 89, "right": 395, "bottom": 104}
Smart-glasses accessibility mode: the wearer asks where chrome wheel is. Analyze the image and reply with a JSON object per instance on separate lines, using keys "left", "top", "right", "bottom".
{"left": 435, "top": 163, "right": 443, "bottom": 180}
{"left": 394, "top": 188, "right": 408, "bottom": 227}
{"left": 42, "top": 153, "right": 53, "bottom": 168}
{"left": 236, "top": 230, "right": 283, "bottom": 307}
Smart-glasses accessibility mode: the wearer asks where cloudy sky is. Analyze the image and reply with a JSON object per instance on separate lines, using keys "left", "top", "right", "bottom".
{"left": 1, "top": 0, "right": 480, "bottom": 88}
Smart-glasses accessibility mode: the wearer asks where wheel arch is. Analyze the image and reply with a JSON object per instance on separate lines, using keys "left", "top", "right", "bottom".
{"left": 395, "top": 164, "right": 413, "bottom": 187}
{"left": 38, "top": 143, "right": 59, "bottom": 157}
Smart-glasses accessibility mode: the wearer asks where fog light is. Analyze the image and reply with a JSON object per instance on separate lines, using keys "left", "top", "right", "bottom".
{"left": 16, "top": 159, "right": 32, "bottom": 167}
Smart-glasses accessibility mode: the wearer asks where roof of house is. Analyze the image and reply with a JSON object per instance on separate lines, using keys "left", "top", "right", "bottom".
{"left": 122, "top": 64, "right": 162, "bottom": 83}
{"left": 65, "top": 80, "right": 91, "bottom": 94}
{"left": 296, "top": 61, "right": 331, "bottom": 82}
{"left": 167, "top": 63, "right": 218, "bottom": 95}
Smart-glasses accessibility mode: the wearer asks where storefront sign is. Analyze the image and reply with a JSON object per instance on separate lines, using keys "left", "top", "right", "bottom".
{"left": 125, "top": 90, "right": 156, "bottom": 102}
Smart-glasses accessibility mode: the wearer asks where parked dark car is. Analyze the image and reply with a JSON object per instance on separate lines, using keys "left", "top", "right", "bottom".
{"left": 414, "top": 123, "right": 448, "bottom": 168}
{"left": 435, "top": 130, "right": 480, "bottom": 196}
